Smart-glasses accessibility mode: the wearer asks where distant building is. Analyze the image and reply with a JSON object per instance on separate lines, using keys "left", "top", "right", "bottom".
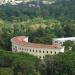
{"left": 0, "top": 0, "right": 33, "bottom": 5}
{"left": 0, "top": 0, "right": 56, "bottom": 5}
{"left": 0, "top": 0, "right": 23, "bottom": 5}
{"left": 53, "top": 37, "right": 75, "bottom": 45}
{"left": 42, "top": 1, "right": 55, "bottom": 4}
{"left": 11, "top": 36, "right": 64, "bottom": 59}
{"left": 0, "top": 0, "right": 13, "bottom": 5}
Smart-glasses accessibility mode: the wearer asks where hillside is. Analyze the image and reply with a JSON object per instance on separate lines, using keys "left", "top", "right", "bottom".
{"left": 0, "top": 0, "right": 74, "bottom": 21}
{"left": 0, "top": 50, "right": 39, "bottom": 75}
{"left": 0, "top": 0, "right": 75, "bottom": 75}
{"left": 0, "top": 49, "right": 75, "bottom": 75}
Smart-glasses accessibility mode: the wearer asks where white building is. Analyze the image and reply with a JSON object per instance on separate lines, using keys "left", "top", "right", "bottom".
{"left": 0, "top": 0, "right": 32, "bottom": 5}
{"left": 0, "top": 0, "right": 14, "bottom": 5}
{"left": 0, "top": 0, "right": 56, "bottom": 5}
{"left": 42, "top": 1, "right": 55, "bottom": 4}
{"left": 11, "top": 36, "right": 64, "bottom": 59}
{"left": 53, "top": 37, "right": 75, "bottom": 45}
{"left": 0, "top": 0, "right": 23, "bottom": 5}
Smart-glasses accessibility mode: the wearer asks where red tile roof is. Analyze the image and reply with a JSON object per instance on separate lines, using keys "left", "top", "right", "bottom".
{"left": 11, "top": 36, "right": 63, "bottom": 49}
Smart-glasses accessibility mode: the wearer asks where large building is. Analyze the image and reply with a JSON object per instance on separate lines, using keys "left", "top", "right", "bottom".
{"left": 53, "top": 37, "right": 75, "bottom": 45}
{"left": 11, "top": 36, "right": 64, "bottom": 59}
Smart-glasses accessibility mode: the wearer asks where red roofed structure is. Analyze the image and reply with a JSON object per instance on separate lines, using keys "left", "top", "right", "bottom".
{"left": 11, "top": 36, "right": 64, "bottom": 59}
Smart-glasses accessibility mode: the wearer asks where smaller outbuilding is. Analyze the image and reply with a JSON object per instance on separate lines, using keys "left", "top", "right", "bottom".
{"left": 53, "top": 37, "right": 75, "bottom": 45}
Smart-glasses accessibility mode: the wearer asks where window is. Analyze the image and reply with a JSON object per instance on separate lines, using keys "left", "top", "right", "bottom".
{"left": 33, "top": 50, "right": 34, "bottom": 52}
{"left": 40, "top": 56, "right": 41, "bottom": 58}
{"left": 55, "top": 41, "right": 58, "bottom": 43}
{"left": 36, "top": 50, "right": 38, "bottom": 52}
{"left": 51, "top": 51, "right": 52, "bottom": 54}
{"left": 27, "top": 49, "right": 28, "bottom": 51}
{"left": 20, "top": 48, "right": 21, "bottom": 50}
{"left": 43, "top": 56, "right": 44, "bottom": 59}
{"left": 39, "top": 50, "right": 41, "bottom": 53}
{"left": 43, "top": 51, "right": 45, "bottom": 53}
{"left": 55, "top": 51, "right": 56, "bottom": 54}
{"left": 47, "top": 51, "right": 48, "bottom": 53}
{"left": 30, "top": 49, "right": 31, "bottom": 52}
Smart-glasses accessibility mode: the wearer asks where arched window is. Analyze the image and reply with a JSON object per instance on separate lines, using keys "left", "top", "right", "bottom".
{"left": 20, "top": 48, "right": 21, "bottom": 50}
{"left": 47, "top": 51, "right": 48, "bottom": 53}
{"left": 33, "top": 50, "right": 34, "bottom": 52}
{"left": 22, "top": 48, "right": 23, "bottom": 50}
{"left": 36, "top": 50, "right": 38, "bottom": 52}
{"left": 39, "top": 50, "right": 41, "bottom": 53}
{"left": 43, "top": 56, "right": 44, "bottom": 59}
{"left": 27, "top": 49, "right": 28, "bottom": 51}
{"left": 55, "top": 51, "right": 56, "bottom": 54}
{"left": 40, "top": 56, "right": 41, "bottom": 59}
{"left": 51, "top": 51, "right": 52, "bottom": 54}
{"left": 30, "top": 49, "right": 31, "bottom": 52}
{"left": 43, "top": 51, "right": 45, "bottom": 53}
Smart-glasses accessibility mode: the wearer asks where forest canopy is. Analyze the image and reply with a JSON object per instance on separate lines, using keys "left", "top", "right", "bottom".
{"left": 0, "top": 0, "right": 75, "bottom": 75}
{"left": 0, "top": 0, "right": 75, "bottom": 50}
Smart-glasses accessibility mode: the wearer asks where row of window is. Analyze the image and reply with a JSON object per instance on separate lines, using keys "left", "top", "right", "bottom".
{"left": 39, "top": 56, "right": 45, "bottom": 59}
{"left": 14, "top": 46, "right": 57, "bottom": 54}
{"left": 54, "top": 41, "right": 63, "bottom": 45}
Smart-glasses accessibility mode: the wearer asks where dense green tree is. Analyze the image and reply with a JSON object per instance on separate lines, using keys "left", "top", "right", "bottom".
{"left": 64, "top": 24, "right": 75, "bottom": 37}
{"left": 63, "top": 40, "right": 75, "bottom": 51}
{"left": 29, "top": 26, "right": 56, "bottom": 44}
{"left": 0, "top": 50, "right": 39, "bottom": 75}
{"left": 38, "top": 55, "right": 72, "bottom": 75}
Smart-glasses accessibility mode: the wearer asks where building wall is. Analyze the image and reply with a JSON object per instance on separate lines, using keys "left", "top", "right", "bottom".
{"left": 53, "top": 39, "right": 75, "bottom": 46}
{"left": 53, "top": 39, "right": 64, "bottom": 45}
{"left": 12, "top": 43, "right": 64, "bottom": 59}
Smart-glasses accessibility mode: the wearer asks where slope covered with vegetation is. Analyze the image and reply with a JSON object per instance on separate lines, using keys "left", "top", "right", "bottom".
{"left": 0, "top": 49, "right": 75, "bottom": 75}
{"left": 0, "top": 0, "right": 75, "bottom": 51}
{"left": 0, "top": 0, "right": 75, "bottom": 75}
{"left": 0, "top": 50, "right": 39, "bottom": 75}
{"left": 0, "top": 17, "right": 75, "bottom": 50}
{"left": 0, "top": 0, "right": 75, "bottom": 21}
